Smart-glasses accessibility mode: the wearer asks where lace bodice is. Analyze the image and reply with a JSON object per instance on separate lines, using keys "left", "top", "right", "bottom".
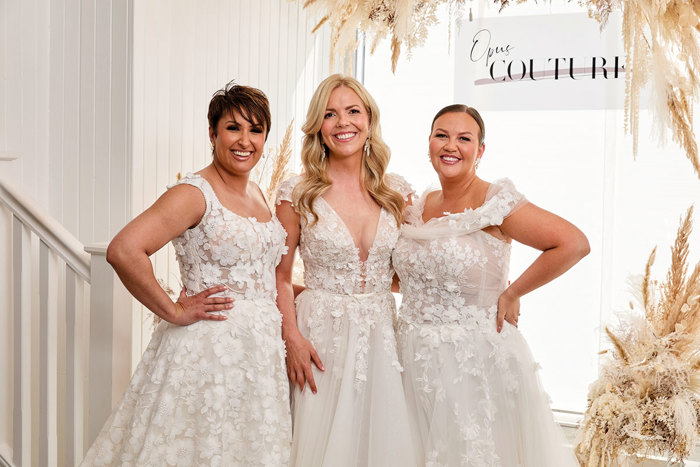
{"left": 276, "top": 173, "right": 413, "bottom": 294}
{"left": 170, "top": 174, "right": 288, "bottom": 302}
{"left": 393, "top": 179, "right": 527, "bottom": 327}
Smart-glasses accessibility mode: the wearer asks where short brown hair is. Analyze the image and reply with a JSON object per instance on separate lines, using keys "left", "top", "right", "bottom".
{"left": 208, "top": 81, "right": 271, "bottom": 140}
{"left": 431, "top": 104, "right": 486, "bottom": 146}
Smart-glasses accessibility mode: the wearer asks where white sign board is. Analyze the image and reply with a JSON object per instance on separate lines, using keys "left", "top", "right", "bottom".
{"left": 454, "top": 13, "right": 627, "bottom": 110}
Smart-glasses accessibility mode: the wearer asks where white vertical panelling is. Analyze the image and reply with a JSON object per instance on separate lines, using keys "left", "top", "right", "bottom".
{"left": 63, "top": 0, "right": 82, "bottom": 237}
{"left": 12, "top": 219, "right": 32, "bottom": 466}
{"left": 79, "top": 0, "right": 96, "bottom": 242}
{"left": 2, "top": 0, "right": 134, "bottom": 461}
{"left": 0, "top": 206, "right": 12, "bottom": 462}
{"left": 20, "top": 0, "right": 39, "bottom": 201}
{"left": 39, "top": 242, "right": 58, "bottom": 467}
{"left": 0, "top": 0, "right": 6, "bottom": 155}
{"left": 36, "top": 0, "right": 51, "bottom": 208}
{"left": 110, "top": 0, "right": 131, "bottom": 237}
{"left": 49, "top": 0, "right": 66, "bottom": 221}
{"left": 93, "top": 0, "right": 112, "bottom": 243}
{"left": 3, "top": 0, "right": 21, "bottom": 184}
{"left": 1, "top": 0, "right": 132, "bottom": 243}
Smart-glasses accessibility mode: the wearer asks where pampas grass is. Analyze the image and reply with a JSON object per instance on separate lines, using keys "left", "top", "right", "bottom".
{"left": 574, "top": 206, "right": 700, "bottom": 466}
{"left": 254, "top": 119, "right": 295, "bottom": 208}
{"left": 300, "top": 0, "right": 446, "bottom": 72}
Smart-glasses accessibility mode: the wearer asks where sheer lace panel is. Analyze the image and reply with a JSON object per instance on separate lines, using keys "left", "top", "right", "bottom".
{"left": 170, "top": 174, "right": 288, "bottom": 301}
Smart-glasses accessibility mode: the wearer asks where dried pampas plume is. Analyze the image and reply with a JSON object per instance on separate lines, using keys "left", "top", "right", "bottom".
{"left": 574, "top": 206, "right": 700, "bottom": 465}
{"left": 299, "top": 0, "right": 447, "bottom": 72}
{"left": 252, "top": 119, "right": 294, "bottom": 208}
{"left": 263, "top": 119, "right": 294, "bottom": 205}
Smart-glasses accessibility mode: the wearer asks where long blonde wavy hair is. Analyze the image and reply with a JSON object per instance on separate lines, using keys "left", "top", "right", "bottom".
{"left": 292, "top": 74, "right": 405, "bottom": 227}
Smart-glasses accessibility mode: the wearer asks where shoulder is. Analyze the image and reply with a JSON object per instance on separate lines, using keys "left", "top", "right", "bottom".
{"left": 486, "top": 178, "right": 525, "bottom": 202}
{"left": 481, "top": 178, "right": 528, "bottom": 224}
{"left": 385, "top": 172, "right": 415, "bottom": 201}
{"left": 166, "top": 172, "right": 214, "bottom": 213}
{"left": 168, "top": 172, "right": 211, "bottom": 194}
{"left": 275, "top": 174, "right": 303, "bottom": 205}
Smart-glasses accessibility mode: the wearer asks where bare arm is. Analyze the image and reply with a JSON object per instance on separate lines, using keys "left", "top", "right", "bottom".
{"left": 293, "top": 284, "right": 306, "bottom": 297}
{"left": 275, "top": 200, "right": 324, "bottom": 393}
{"left": 107, "top": 184, "right": 233, "bottom": 325}
{"left": 495, "top": 202, "right": 590, "bottom": 332}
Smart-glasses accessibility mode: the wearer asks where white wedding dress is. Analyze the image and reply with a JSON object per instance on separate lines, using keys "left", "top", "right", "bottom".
{"left": 82, "top": 174, "right": 292, "bottom": 466}
{"left": 393, "top": 179, "right": 577, "bottom": 467}
{"left": 276, "top": 174, "right": 419, "bottom": 467}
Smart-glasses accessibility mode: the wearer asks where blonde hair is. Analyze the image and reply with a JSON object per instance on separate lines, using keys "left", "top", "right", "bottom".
{"left": 293, "top": 74, "right": 404, "bottom": 226}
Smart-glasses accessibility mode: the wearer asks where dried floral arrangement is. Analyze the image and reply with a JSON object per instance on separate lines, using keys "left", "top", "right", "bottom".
{"left": 300, "top": 0, "right": 700, "bottom": 179}
{"left": 255, "top": 119, "right": 295, "bottom": 207}
{"left": 574, "top": 206, "right": 700, "bottom": 466}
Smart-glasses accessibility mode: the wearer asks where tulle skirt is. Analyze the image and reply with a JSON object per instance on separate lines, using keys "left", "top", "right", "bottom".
{"left": 289, "top": 289, "right": 420, "bottom": 467}
{"left": 397, "top": 305, "right": 577, "bottom": 467}
{"left": 81, "top": 298, "right": 291, "bottom": 466}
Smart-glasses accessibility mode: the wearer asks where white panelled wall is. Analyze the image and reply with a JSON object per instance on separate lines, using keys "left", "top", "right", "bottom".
{"left": 1, "top": 0, "right": 341, "bottom": 465}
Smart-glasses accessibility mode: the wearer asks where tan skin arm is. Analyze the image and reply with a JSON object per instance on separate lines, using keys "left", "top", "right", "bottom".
{"left": 106, "top": 184, "right": 234, "bottom": 325}
{"left": 293, "top": 284, "right": 306, "bottom": 297}
{"left": 389, "top": 190, "right": 414, "bottom": 294}
{"left": 496, "top": 202, "right": 590, "bottom": 332}
{"left": 275, "top": 200, "right": 324, "bottom": 393}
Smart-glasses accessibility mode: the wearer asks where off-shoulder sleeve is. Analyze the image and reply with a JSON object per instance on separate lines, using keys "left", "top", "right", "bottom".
{"left": 275, "top": 175, "right": 302, "bottom": 206}
{"left": 481, "top": 178, "right": 528, "bottom": 226}
{"left": 386, "top": 172, "right": 415, "bottom": 202}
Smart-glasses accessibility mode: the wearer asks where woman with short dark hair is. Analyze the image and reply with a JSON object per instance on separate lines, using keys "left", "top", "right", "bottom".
{"left": 82, "top": 82, "right": 291, "bottom": 466}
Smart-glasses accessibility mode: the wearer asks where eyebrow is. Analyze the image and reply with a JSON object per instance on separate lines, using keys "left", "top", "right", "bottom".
{"left": 434, "top": 127, "right": 474, "bottom": 135}
{"left": 325, "top": 104, "right": 361, "bottom": 111}
{"left": 225, "top": 118, "right": 263, "bottom": 128}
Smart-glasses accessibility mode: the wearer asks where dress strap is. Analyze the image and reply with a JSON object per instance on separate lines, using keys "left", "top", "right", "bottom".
{"left": 167, "top": 173, "right": 214, "bottom": 220}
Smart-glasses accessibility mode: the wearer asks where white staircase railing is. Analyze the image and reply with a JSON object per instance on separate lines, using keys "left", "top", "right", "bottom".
{"left": 0, "top": 178, "right": 133, "bottom": 467}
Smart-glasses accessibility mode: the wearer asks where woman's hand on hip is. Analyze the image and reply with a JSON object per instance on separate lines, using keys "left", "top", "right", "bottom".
{"left": 167, "top": 285, "right": 234, "bottom": 326}
{"left": 496, "top": 289, "right": 520, "bottom": 333}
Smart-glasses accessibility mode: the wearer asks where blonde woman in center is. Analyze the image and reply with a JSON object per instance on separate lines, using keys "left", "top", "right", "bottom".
{"left": 275, "top": 74, "right": 418, "bottom": 466}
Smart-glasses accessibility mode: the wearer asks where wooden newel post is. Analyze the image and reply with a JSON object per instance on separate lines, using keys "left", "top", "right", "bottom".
{"left": 84, "top": 243, "right": 134, "bottom": 447}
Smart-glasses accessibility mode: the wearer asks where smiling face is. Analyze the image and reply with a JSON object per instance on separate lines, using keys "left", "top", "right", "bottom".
{"left": 429, "top": 112, "right": 485, "bottom": 181}
{"left": 320, "top": 85, "right": 370, "bottom": 160}
{"left": 209, "top": 110, "right": 266, "bottom": 176}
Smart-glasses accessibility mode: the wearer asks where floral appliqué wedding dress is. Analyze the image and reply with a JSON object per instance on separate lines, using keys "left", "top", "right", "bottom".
{"left": 82, "top": 174, "right": 292, "bottom": 466}
{"left": 393, "top": 179, "right": 577, "bottom": 467}
{"left": 276, "top": 174, "right": 419, "bottom": 467}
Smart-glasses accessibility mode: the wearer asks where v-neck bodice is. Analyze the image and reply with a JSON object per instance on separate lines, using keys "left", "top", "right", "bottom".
{"left": 276, "top": 174, "right": 413, "bottom": 294}
{"left": 318, "top": 196, "right": 383, "bottom": 263}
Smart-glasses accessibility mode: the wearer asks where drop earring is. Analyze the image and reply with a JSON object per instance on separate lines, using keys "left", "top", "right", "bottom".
{"left": 364, "top": 138, "right": 370, "bottom": 158}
